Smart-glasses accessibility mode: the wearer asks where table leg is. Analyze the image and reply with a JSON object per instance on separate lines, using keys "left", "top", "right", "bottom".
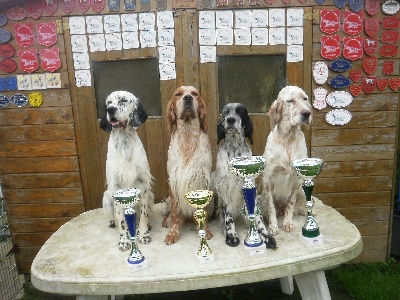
{"left": 279, "top": 275, "right": 294, "bottom": 295}
{"left": 294, "top": 270, "right": 331, "bottom": 300}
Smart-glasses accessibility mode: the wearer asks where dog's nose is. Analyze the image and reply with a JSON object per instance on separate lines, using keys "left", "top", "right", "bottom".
{"left": 107, "top": 106, "right": 117, "bottom": 116}
{"left": 183, "top": 94, "right": 193, "bottom": 103}
{"left": 227, "top": 117, "right": 236, "bottom": 124}
{"left": 301, "top": 110, "right": 311, "bottom": 119}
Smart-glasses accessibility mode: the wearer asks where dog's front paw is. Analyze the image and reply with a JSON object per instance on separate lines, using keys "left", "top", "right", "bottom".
{"left": 225, "top": 232, "right": 240, "bottom": 247}
{"left": 138, "top": 232, "right": 151, "bottom": 244}
{"left": 268, "top": 224, "right": 279, "bottom": 235}
{"left": 283, "top": 220, "right": 295, "bottom": 232}
{"left": 118, "top": 234, "right": 131, "bottom": 252}
{"left": 264, "top": 234, "right": 277, "bottom": 249}
{"left": 109, "top": 220, "right": 116, "bottom": 228}
{"left": 165, "top": 230, "right": 179, "bottom": 245}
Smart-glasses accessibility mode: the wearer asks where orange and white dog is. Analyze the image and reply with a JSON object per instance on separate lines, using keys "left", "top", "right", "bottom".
{"left": 164, "top": 86, "right": 213, "bottom": 245}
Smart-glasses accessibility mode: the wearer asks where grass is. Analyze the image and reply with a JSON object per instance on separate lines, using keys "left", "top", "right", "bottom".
{"left": 326, "top": 258, "right": 400, "bottom": 300}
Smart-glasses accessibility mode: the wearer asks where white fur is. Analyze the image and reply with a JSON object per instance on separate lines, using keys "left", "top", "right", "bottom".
{"left": 260, "top": 86, "right": 311, "bottom": 235}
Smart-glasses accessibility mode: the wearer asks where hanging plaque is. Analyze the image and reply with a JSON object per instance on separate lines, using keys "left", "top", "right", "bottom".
{"left": 328, "top": 74, "right": 351, "bottom": 89}
{"left": 14, "top": 23, "right": 35, "bottom": 48}
{"left": 315, "top": 0, "right": 325, "bottom": 3}
{"left": 265, "top": 0, "right": 276, "bottom": 3}
{"left": 0, "top": 78, "right": 5, "bottom": 92}
{"left": 0, "top": 29, "right": 11, "bottom": 44}
{"left": 0, "top": 94, "right": 10, "bottom": 107}
{"left": 349, "top": 69, "right": 362, "bottom": 82}
{"left": 343, "top": 36, "right": 363, "bottom": 61}
{"left": 320, "top": 9, "right": 340, "bottom": 34}
{"left": 61, "top": 0, "right": 75, "bottom": 14}
{"left": 362, "top": 56, "right": 377, "bottom": 75}
{"left": 383, "top": 60, "right": 395, "bottom": 75}
{"left": 40, "top": 48, "right": 61, "bottom": 72}
{"left": 329, "top": 58, "right": 351, "bottom": 72}
{"left": 364, "top": 37, "right": 378, "bottom": 56}
{"left": 92, "top": 0, "right": 106, "bottom": 13}
{"left": 326, "top": 109, "right": 352, "bottom": 126}
{"left": 77, "top": 0, "right": 91, "bottom": 13}
{"left": 7, "top": 6, "right": 27, "bottom": 21}
{"left": 326, "top": 91, "right": 353, "bottom": 108}
{"left": 364, "top": 17, "right": 379, "bottom": 37}
{"left": 383, "top": 16, "right": 400, "bottom": 29}
{"left": 381, "top": 30, "right": 399, "bottom": 44}
{"left": 29, "top": 91, "right": 44, "bottom": 107}
{"left": 0, "top": 14, "right": 7, "bottom": 27}
{"left": 313, "top": 61, "right": 328, "bottom": 84}
{"left": 157, "top": 0, "right": 168, "bottom": 10}
{"left": 43, "top": 0, "right": 58, "bottom": 16}
{"left": 365, "top": 0, "right": 379, "bottom": 16}
{"left": 313, "top": 87, "right": 328, "bottom": 110}
{"left": 0, "top": 58, "right": 17, "bottom": 73}
{"left": 281, "top": 0, "right": 291, "bottom": 4}
{"left": 389, "top": 78, "right": 400, "bottom": 91}
{"left": 28, "top": 0, "right": 43, "bottom": 20}
{"left": 10, "top": 93, "right": 29, "bottom": 107}
{"left": 333, "top": 0, "right": 346, "bottom": 8}
{"left": 37, "top": 21, "right": 57, "bottom": 47}
{"left": 349, "top": 0, "right": 364, "bottom": 12}
{"left": 6, "top": 76, "right": 17, "bottom": 90}
{"left": 0, "top": 44, "right": 15, "bottom": 58}
{"left": 377, "top": 78, "right": 389, "bottom": 91}
{"left": 380, "top": 44, "right": 398, "bottom": 57}
{"left": 320, "top": 34, "right": 341, "bottom": 60}
{"left": 382, "top": 0, "right": 400, "bottom": 15}
{"left": 343, "top": 10, "right": 363, "bottom": 36}
{"left": 17, "top": 49, "right": 39, "bottom": 73}
{"left": 362, "top": 76, "right": 376, "bottom": 94}
{"left": 350, "top": 83, "right": 362, "bottom": 96}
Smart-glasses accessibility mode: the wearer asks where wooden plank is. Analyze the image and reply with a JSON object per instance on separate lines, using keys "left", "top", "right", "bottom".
{"left": 0, "top": 90, "right": 72, "bottom": 107}
{"left": 353, "top": 221, "right": 389, "bottom": 236}
{"left": 11, "top": 233, "right": 53, "bottom": 247}
{"left": 352, "top": 250, "right": 388, "bottom": 263}
{"left": 5, "top": 188, "right": 83, "bottom": 204}
{"left": 312, "top": 127, "right": 396, "bottom": 147}
{"left": 335, "top": 206, "right": 391, "bottom": 222}
{"left": 15, "top": 249, "right": 39, "bottom": 273}
{"left": 315, "top": 191, "right": 391, "bottom": 207}
{"left": 0, "top": 124, "right": 76, "bottom": 142}
{"left": 315, "top": 177, "right": 392, "bottom": 194}
{"left": 9, "top": 217, "right": 72, "bottom": 233}
{"left": 7, "top": 203, "right": 85, "bottom": 218}
{"left": 0, "top": 107, "right": 74, "bottom": 126}
{"left": 0, "top": 140, "right": 77, "bottom": 158}
{"left": 317, "top": 160, "right": 394, "bottom": 178}
{"left": 1, "top": 172, "right": 81, "bottom": 189}
{"left": 0, "top": 157, "right": 79, "bottom": 173}
{"left": 362, "top": 235, "right": 389, "bottom": 251}
{"left": 312, "top": 144, "right": 395, "bottom": 161}
{"left": 251, "top": 115, "right": 270, "bottom": 157}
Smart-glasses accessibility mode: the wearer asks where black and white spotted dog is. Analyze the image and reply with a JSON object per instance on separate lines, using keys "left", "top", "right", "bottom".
{"left": 100, "top": 91, "right": 154, "bottom": 251}
{"left": 214, "top": 103, "right": 276, "bottom": 248}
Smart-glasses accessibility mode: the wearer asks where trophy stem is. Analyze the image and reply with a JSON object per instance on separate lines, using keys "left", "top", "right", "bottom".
{"left": 301, "top": 181, "right": 320, "bottom": 239}
{"left": 194, "top": 209, "right": 213, "bottom": 258}
{"left": 242, "top": 181, "right": 263, "bottom": 248}
{"left": 125, "top": 206, "right": 145, "bottom": 265}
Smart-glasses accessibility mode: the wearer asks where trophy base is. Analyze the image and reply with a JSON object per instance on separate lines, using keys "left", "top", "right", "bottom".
{"left": 242, "top": 242, "right": 265, "bottom": 256}
{"left": 127, "top": 258, "right": 149, "bottom": 272}
{"left": 298, "top": 232, "right": 325, "bottom": 247}
{"left": 197, "top": 253, "right": 215, "bottom": 264}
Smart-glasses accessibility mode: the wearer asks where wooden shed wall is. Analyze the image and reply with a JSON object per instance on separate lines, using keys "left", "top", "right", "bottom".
{"left": 0, "top": 0, "right": 398, "bottom": 273}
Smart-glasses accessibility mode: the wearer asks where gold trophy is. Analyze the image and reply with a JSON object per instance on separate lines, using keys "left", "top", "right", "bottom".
{"left": 185, "top": 190, "right": 215, "bottom": 264}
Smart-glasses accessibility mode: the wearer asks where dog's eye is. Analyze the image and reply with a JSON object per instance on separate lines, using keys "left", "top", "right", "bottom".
{"left": 287, "top": 99, "right": 294, "bottom": 103}
{"left": 191, "top": 91, "right": 199, "bottom": 96}
{"left": 175, "top": 92, "right": 183, "bottom": 97}
{"left": 303, "top": 97, "right": 308, "bottom": 101}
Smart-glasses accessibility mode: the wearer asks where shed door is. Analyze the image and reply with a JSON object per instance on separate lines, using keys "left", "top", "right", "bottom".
{"left": 63, "top": 8, "right": 312, "bottom": 210}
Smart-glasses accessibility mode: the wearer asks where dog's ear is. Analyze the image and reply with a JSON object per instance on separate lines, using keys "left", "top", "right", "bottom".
{"left": 166, "top": 97, "right": 177, "bottom": 133}
{"left": 100, "top": 104, "right": 112, "bottom": 132}
{"left": 130, "top": 101, "right": 148, "bottom": 128}
{"left": 217, "top": 118, "right": 225, "bottom": 144}
{"left": 242, "top": 108, "right": 254, "bottom": 145}
{"left": 197, "top": 95, "right": 208, "bottom": 133}
{"left": 268, "top": 99, "right": 282, "bottom": 130}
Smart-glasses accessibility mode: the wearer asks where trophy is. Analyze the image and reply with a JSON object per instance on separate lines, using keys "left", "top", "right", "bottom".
{"left": 228, "top": 156, "right": 266, "bottom": 250}
{"left": 112, "top": 188, "right": 148, "bottom": 270}
{"left": 290, "top": 158, "right": 324, "bottom": 247}
{"left": 185, "top": 190, "right": 215, "bottom": 264}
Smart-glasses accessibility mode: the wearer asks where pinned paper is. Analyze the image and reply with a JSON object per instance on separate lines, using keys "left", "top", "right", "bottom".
{"left": 287, "top": 8, "right": 304, "bottom": 27}
{"left": 121, "top": 14, "right": 138, "bottom": 31}
{"left": 46, "top": 72, "right": 61, "bottom": 88}
{"left": 234, "top": 28, "right": 251, "bottom": 45}
{"left": 86, "top": 16, "right": 104, "bottom": 34}
{"left": 287, "top": 45, "right": 303, "bottom": 62}
{"left": 31, "top": 73, "right": 46, "bottom": 89}
{"left": 217, "top": 28, "right": 233, "bottom": 45}
{"left": 158, "top": 29, "right": 175, "bottom": 46}
{"left": 216, "top": 10, "right": 233, "bottom": 28}
{"left": 122, "top": 31, "right": 139, "bottom": 49}
{"left": 69, "top": 17, "right": 86, "bottom": 35}
{"left": 313, "top": 87, "right": 328, "bottom": 110}
{"left": 287, "top": 27, "right": 303, "bottom": 45}
{"left": 75, "top": 70, "right": 92, "bottom": 87}
{"left": 17, "top": 74, "right": 32, "bottom": 90}
{"left": 159, "top": 63, "right": 176, "bottom": 80}
{"left": 235, "top": 10, "right": 252, "bottom": 28}
{"left": 105, "top": 33, "right": 123, "bottom": 51}
{"left": 104, "top": 15, "right": 121, "bottom": 33}
{"left": 158, "top": 46, "right": 175, "bottom": 63}
{"left": 140, "top": 30, "right": 157, "bottom": 48}
{"left": 200, "top": 46, "right": 216, "bottom": 63}
{"left": 73, "top": 52, "right": 90, "bottom": 70}
{"left": 139, "top": 13, "right": 155, "bottom": 30}
{"left": 251, "top": 10, "right": 268, "bottom": 27}
{"left": 199, "top": 11, "right": 215, "bottom": 28}
{"left": 71, "top": 35, "right": 88, "bottom": 52}
{"left": 157, "top": 11, "right": 174, "bottom": 28}
{"left": 89, "top": 34, "right": 106, "bottom": 52}
{"left": 199, "top": 28, "right": 216, "bottom": 45}
{"left": 269, "top": 9, "right": 285, "bottom": 27}
{"left": 251, "top": 28, "right": 268, "bottom": 45}
{"left": 269, "top": 27, "right": 285, "bottom": 45}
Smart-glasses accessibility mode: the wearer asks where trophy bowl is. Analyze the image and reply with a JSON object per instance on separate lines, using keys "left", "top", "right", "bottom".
{"left": 112, "top": 188, "right": 141, "bottom": 205}
{"left": 228, "top": 156, "right": 266, "bottom": 181}
{"left": 290, "top": 158, "right": 324, "bottom": 183}
{"left": 185, "top": 190, "right": 213, "bottom": 209}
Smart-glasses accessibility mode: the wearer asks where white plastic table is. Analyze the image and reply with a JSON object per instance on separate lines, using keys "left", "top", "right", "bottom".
{"left": 31, "top": 199, "right": 362, "bottom": 300}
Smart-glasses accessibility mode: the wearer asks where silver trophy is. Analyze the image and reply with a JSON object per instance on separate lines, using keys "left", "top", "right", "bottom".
{"left": 185, "top": 190, "right": 214, "bottom": 263}
{"left": 228, "top": 156, "right": 266, "bottom": 248}
{"left": 112, "top": 188, "right": 146, "bottom": 267}
{"left": 290, "top": 158, "right": 324, "bottom": 240}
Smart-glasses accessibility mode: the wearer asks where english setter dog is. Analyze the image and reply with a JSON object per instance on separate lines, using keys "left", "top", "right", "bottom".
{"left": 164, "top": 86, "right": 213, "bottom": 245}
{"left": 214, "top": 103, "right": 276, "bottom": 248}
{"left": 100, "top": 91, "right": 154, "bottom": 251}
{"left": 260, "top": 86, "right": 311, "bottom": 235}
